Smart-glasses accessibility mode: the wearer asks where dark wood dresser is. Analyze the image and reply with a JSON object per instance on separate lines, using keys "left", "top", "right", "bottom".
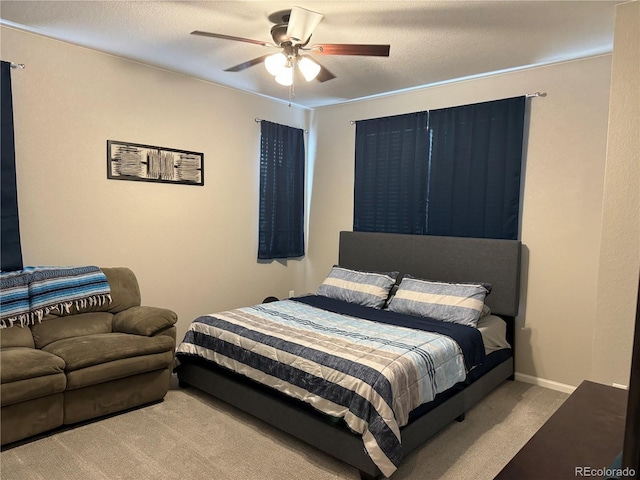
{"left": 495, "top": 380, "right": 628, "bottom": 480}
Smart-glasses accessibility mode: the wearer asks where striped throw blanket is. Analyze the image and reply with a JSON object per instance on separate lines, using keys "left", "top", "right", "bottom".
{"left": 0, "top": 266, "right": 111, "bottom": 328}
{"left": 177, "top": 295, "right": 484, "bottom": 477}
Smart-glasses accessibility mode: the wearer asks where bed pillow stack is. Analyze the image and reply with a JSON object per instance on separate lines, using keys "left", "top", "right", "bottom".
{"left": 387, "top": 277, "right": 490, "bottom": 328}
{"left": 317, "top": 266, "right": 397, "bottom": 309}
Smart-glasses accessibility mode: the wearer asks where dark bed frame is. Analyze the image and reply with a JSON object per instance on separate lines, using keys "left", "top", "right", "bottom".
{"left": 177, "top": 231, "right": 522, "bottom": 479}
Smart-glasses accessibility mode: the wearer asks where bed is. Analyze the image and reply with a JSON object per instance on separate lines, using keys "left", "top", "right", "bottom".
{"left": 175, "top": 231, "right": 521, "bottom": 479}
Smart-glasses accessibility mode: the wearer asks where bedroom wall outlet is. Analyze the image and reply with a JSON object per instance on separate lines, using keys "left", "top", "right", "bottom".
{"left": 289, "top": 290, "right": 295, "bottom": 298}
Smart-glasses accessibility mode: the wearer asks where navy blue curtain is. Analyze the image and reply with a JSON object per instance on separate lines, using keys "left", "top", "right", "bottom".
{"left": 354, "top": 112, "right": 430, "bottom": 234}
{"left": 1, "top": 61, "right": 23, "bottom": 271}
{"left": 427, "top": 96, "right": 525, "bottom": 240}
{"left": 258, "top": 121, "right": 305, "bottom": 260}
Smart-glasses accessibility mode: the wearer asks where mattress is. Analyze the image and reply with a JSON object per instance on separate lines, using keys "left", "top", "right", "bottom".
{"left": 176, "top": 295, "right": 487, "bottom": 476}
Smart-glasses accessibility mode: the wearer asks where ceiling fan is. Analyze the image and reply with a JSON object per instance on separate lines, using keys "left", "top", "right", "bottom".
{"left": 191, "top": 6, "right": 391, "bottom": 86}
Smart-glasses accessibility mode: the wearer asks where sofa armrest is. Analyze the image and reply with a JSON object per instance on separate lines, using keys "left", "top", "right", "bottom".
{"left": 113, "top": 306, "right": 177, "bottom": 337}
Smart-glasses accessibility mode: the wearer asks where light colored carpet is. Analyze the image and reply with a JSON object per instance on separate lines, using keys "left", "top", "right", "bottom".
{"left": 1, "top": 377, "right": 568, "bottom": 480}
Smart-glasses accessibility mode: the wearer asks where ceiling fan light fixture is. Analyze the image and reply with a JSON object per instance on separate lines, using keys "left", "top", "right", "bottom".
{"left": 275, "top": 64, "right": 294, "bottom": 86}
{"left": 298, "top": 56, "right": 321, "bottom": 82}
{"left": 194, "top": 6, "right": 391, "bottom": 90}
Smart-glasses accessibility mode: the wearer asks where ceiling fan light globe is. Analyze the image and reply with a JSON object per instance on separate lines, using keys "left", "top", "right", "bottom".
{"left": 298, "top": 56, "right": 321, "bottom": 81}
{"left": 265, "top": 53, "right": 287, "bottom": 76}
{"left": 275, "top": 66, "right": 294, "bottom": 86}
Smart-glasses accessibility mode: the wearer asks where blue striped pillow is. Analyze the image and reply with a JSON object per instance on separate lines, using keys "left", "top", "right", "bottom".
{"left": 317, "top": 267, "right": 398, "bottom": 309}
{"left": 387, "top": 277, "right": 489, "bottom": 327}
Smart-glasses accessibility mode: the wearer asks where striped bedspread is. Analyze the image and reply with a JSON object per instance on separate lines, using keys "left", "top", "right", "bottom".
{"left": 176, "top": 296, "right": 484, "bottom": 477}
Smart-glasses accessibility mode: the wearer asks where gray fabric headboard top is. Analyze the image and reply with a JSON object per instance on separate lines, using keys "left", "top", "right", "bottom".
{"left": 338, "top": 231, "right": 521, "bottom": 317}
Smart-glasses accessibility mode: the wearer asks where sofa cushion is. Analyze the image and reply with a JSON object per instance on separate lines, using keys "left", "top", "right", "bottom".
{"left": 1, "top": 372, "right": 67, "bottom": 406}
{"left": 0, "top": 347, "right": 66, "bottom": 384}
{"left": 44, "top": 267, "right": 141, "bottom": 318}
{"left": 0, "top": 325, "right": 35, "bottom": 349}
{"left": 100, "top": 267, "right": 141, "bottom": 313}
{"left": 42, "top": 333, "right": 174, "bottom": 372}
{"left": 65, "top": 350, "right": 175, "bottom": 390}
{"left": 113, "top": 306, "right": 177, "bottom": 336}
{"left": 30, "top": 312, "right": 114, "bottom": 349}
{"left": 59, "top": 267, "right": 141, "bottom": 316}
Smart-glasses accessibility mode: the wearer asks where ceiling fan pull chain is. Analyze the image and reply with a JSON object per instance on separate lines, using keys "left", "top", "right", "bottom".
{"left": 288, "top": 77, "right": 295, "bottom": 108}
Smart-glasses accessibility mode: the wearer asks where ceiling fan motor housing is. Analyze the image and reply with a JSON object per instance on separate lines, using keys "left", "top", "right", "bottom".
{"left": 271, "top": 24, "right": 290, "bottom": 47}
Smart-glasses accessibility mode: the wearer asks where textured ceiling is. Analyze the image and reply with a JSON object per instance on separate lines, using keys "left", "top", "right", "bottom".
{"left": 0, "top": 1, "right": 620, "bottom": 108}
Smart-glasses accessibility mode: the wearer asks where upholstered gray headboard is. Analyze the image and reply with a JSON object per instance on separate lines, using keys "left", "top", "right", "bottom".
{"left": 338, "top": 231, "right": 521, "bottom": 318}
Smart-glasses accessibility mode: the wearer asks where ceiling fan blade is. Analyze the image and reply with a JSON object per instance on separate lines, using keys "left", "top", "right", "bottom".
{"left": 224, "top": 55, "right": 271, "bottom": 72}
{"left": 313, "top": 61, "right": 336, "bottom": 83}
{"left": 313, "top": 44, "right": 390, "bottom": 57}
{"left": 286, "top": 6, "right": 323, "bottom": 44}
{"left": 191, "top": 31, "right": 271, "bottom": 47}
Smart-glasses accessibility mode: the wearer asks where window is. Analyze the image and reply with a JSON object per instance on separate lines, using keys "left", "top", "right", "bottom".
{"left": 353, "top": 97, "right": 526, "bottom": 240}
{"left": 258, "top": 121, "right": 305, "bottom": 259}
{"left": 354, "top": 112, "right": 430, "bottom": 234}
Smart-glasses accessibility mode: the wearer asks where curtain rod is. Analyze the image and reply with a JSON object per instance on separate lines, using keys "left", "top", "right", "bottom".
{"left": 255, "top": 118, "right": 308, "bottom": 134}
{"left": 349, "top": 92, "right": 546, "bottom": 124}
{"left": 10, "top": 63, "right": 25, "bottom": 69}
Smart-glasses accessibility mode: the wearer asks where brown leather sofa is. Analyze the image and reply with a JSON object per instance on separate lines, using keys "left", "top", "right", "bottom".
{"left": 0, "top": 267, "right": 177, "bottom": 445}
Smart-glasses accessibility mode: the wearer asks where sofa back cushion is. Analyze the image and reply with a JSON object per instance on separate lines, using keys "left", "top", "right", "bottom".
{"left": 101, "top": 267, "right": 141, "bottom": 312}
{"left": 31, "top": 312, "right": 114, "bottom": 349}
{"left": 54, "top": 267, "right": 141, "bottom": 316}
{"left": 0, "top": 325, "right": 35, "bottom": 349}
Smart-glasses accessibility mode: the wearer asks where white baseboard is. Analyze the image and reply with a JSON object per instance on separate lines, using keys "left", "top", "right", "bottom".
{"left": 514, "top": 372, "right": 577, "bottom": 394}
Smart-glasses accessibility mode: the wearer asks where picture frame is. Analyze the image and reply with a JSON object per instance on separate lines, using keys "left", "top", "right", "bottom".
{"left": 107, "top": 140, "right": 204, "bottom": 186}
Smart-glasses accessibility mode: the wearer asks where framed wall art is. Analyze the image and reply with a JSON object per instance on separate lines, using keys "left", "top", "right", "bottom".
{"left": 107, "top": 140, "right": 204, "bottom": 186}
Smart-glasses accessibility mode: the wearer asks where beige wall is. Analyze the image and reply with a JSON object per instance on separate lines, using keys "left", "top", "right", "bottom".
{"left": 306, "top": 55, "right": 614, "bottom": 389}
{"left": 1, "top": 26, "right": 309, "bottom": 342}
{"left": 593, "top": 1, "right": 640, "bottom": 387}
